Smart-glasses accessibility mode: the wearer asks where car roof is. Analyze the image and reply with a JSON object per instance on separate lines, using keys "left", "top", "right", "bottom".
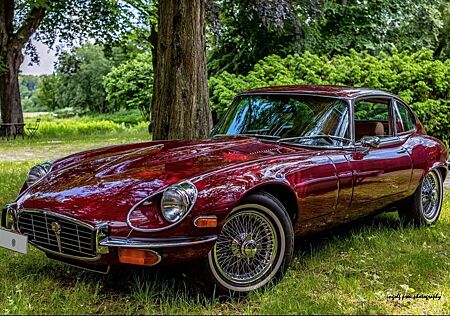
{"left": 239, "top": 85, "right": 395, "bottom": 99}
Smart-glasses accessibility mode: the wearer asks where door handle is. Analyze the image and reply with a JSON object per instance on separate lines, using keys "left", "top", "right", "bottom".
{"left": 397, "top": 147, "right": 408, "bottom": 154}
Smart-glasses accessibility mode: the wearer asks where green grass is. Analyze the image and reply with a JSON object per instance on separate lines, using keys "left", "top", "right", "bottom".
{"left": 0, "top": 132, "right": 449, "bottom": 314}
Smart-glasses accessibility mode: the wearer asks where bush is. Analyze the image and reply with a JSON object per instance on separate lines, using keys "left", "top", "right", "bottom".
{"left": 37, "top": 119, "right": 125, "bottom": 137}
{"left": 35, "top": 45, "right": 114, "bottom": 114}
{"left": 210, "top": 49, "right": 450, "bottom": 144}
{"left": 410, "top": 100, "right": 450, "bottom": 145}
{"left": 103, "top": 53, "right": 153, "bottom": 119}
{"left": 86, "top": 109, "right": 145, "bottom": 126}
{"left": 24, "top": 111, "right": 149, "bottom": 139}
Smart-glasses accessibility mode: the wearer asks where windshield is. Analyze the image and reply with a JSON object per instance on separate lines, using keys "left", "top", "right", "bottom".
{"left": 212, "top": 94, "right": 350, "bottom": 146}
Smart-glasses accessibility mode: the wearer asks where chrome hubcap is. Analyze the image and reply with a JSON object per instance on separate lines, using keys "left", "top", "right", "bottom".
{"left": 213, "top": 210, "right": 278, "bottom": 285}
{"left": 421, "top": 172, "right": 441, "bottom": 221}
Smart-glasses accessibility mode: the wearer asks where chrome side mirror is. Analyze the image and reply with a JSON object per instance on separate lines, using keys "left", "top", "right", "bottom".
{"left": 361, "top": 136, "right": 381, "bottom": 148}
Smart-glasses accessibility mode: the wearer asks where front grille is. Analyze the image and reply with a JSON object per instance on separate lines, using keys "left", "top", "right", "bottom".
{"left": 17, "top": 210, "right": 97, "bottom": 259}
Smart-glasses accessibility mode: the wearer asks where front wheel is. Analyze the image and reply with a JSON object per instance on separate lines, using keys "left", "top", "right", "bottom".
{"left": 399, "top": 169, "right": 444, "bottom": 225}
{"left": 205, "top": 192, "right": 294, "bottom": 295}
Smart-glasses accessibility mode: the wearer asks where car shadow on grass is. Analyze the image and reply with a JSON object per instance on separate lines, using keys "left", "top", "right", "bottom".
{"left": 294, "top": 211, "right": 404, "bottom": 255}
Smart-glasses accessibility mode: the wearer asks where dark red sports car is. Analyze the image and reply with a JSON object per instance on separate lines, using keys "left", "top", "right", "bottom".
{"left": 1, "top": 85, "right": 449, "bottom": 294}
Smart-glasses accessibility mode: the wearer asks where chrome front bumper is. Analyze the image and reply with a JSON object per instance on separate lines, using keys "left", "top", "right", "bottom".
{"left": 99, "top": 235, "right": 218, "bottom": 249}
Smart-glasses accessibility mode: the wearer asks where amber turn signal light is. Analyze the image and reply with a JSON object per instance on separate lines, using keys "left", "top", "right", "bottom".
{"left": 118, "top": 248, "right": 161, "bottom": 266}
{"left": 193, "top": 216, "right": 218, "bottom": 228}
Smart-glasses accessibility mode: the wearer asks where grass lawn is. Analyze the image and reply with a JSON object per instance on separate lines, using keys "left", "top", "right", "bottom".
{"left": 0, "top": 131, "right": 449, "bottom": 314}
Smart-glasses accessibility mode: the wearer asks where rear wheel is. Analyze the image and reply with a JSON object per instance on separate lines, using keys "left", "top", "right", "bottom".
{"left": 399, "top": 169, "right": 443, "bottom": 225}
{"left": 205, "top": 192, "right": 294, "bottom": 295}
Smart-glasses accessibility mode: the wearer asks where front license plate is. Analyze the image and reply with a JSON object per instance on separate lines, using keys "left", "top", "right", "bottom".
{"left": 0, "top": 229, "right": 28, "bottom": 254}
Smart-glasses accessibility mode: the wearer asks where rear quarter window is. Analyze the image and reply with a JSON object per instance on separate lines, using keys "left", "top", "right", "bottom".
{"left": 395, "top": 100, "right": 416, "bottom": 133}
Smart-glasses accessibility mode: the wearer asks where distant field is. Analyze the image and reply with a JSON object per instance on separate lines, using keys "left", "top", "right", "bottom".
{"left": 0, "top": 123, "right": 449, "bottom": 314}
{"left": 23, "top": 112, "right": 50, "bottom": 118}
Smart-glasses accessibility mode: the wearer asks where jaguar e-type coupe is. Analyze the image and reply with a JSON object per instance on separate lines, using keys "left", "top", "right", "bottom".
{"left": 1, "top": 85, "right": 449, "bottom": 294}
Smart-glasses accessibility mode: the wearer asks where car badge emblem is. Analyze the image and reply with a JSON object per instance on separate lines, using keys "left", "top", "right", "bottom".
{"left": 51, "top": 222, "right": 62, "bottom": 252}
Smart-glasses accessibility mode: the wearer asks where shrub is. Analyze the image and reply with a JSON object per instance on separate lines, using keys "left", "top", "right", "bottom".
{"left": 210, "top": 49, "right": 450, "bottom": 144}
{"left": 103, "top": 53, "right": 153, "bottom": 119}
{"left": 37, "top": 119, "right": 125, "bottom": 137}
{"left": 410, "top": 100, "right": 450, "bottom": 145}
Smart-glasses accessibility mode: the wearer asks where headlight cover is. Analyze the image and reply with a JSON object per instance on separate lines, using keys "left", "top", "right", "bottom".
{"left": 26, "top": 162, "right": 52, "bottom": 186}
{"left": 161, "top": 181, "right": 198, "bottom": 223}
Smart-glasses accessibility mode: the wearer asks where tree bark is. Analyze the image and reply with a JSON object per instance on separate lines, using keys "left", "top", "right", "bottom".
{"left": 0, "top": 1, "right": 46, "bottom": 124}
{"left": 151, "top": 0, "right": 213, "bottom": 140}
{"left": 0, "top": 47, "right": 24, "bottom": 124}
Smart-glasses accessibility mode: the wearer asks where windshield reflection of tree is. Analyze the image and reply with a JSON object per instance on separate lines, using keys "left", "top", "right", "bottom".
{"left": 216, "top": 95, "right": 348, "bottom": 141}
{"left": 246, "top": 96, "right": 315, "bottom": 137}
{"left": 299, "top": 100, "right": 349, "bottom": 145}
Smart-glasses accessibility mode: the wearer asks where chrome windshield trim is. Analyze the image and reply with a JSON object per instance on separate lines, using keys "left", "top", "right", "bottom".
{"left": 100, "top": 235, "right": 218, "bottom": 249}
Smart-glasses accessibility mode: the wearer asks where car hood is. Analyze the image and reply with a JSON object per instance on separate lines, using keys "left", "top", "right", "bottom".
{"left": 16, "top": 136, "right": 299, "bottom": 223}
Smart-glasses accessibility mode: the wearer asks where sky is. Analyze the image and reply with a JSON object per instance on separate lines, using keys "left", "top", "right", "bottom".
{"left": 20, "top": 41, "right": 56, "bottom": 76}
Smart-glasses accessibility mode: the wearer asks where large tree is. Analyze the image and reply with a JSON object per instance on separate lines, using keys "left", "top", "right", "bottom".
{"left": 0, "top": 0, "right": 120, "bottom": 124}
{"left": 208, "top": 0, "right": 306, "bottom": 76}
{"left": 151, "top": 0, "right": 212, "bottom": 140}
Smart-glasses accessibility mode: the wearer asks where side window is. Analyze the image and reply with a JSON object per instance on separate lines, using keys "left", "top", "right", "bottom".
{"left": 394, "top": 100, "right": 416, "bottom": 133}
{"left": 354, "top": 98, "right": 393, "bottom": 142}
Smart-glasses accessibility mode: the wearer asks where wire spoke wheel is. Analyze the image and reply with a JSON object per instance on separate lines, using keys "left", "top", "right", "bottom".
{"left": 207, "top": 199, "right": 292, "bottom": 293}
{"left": 213, "top": 210, "right": 278, "bottom": 285}
{"left": 420, "top": 171, "right": 442, "bottom": 222}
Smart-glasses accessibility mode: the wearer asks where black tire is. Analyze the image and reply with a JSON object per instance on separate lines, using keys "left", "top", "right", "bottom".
{"left": 203, "top": 191, "right": 294, "bottom": 296}
{"left": 398, "top": 169, "right": 444, "bottom": 226}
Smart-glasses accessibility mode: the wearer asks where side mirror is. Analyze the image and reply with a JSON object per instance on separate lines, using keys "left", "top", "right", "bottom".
{"left": 361, "top": 136, "right": 381, "bottom": 148}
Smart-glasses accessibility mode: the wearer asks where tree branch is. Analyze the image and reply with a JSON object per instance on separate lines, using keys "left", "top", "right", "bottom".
{"left": 13, "top": 4, "right": 47, "bottom": 47}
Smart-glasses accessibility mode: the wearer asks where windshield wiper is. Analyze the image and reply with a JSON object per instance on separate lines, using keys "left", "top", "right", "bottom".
{"left": 240, "top": 133, "right": 281, "bottom": 140}
{"left": 212, "top": 133, "right": 281, "bottom": 140}
{"left": 277, "top": 134, "right": 352, "bottom": 144}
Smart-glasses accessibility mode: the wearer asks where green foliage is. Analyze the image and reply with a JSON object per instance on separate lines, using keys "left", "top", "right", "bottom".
{"left": 208, "top": 0, "right": 304, "bottom": 75}
{"left": 56, "top": 45, "right": 113, "bottom": 113}
{"left": 36, "top": 45, "right": 114, "bottom": 113}
{"left": 304, "top": 0, "right": 445, "bottom": 56}
{"left": 34, "top": 46, "right": 153, "bottom": 117}
{"left": 410, "top": 100, "right": 450, "bottom": 145}
{"left": 207, "top": 0, "right": 450, "bottom": 77}
{"left": 35, "top": 75, "right": 59, "bottom": 111}
{"left": 210, "top": 50, "right": 450, "bottom": 143}
{"left": 19, "top": 75, "right": 46, "bottom": 112}
{"left": 22, "top": 114, "right": 147, "bottom": 139}
{"left": 86, "top": 109, "right": 145, "bottom": 126}
{"left": 103, "top": 53, "right": 153, "bottom": 118}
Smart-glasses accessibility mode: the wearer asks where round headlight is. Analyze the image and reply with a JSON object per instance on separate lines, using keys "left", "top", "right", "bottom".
{"left": 2, "top": 206, "right": 16, "bottom": 230}
{"left": 161, "top": 181, "right": 198, "bottom": 223}
{"left": 26, "top": 162, "right": 52, "bottom": 186}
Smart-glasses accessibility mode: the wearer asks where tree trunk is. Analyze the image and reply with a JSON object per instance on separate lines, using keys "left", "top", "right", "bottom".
{"left": 151, "top": 0, "right": 213, "bottom": 140}
{"left": 0, "top": 1, "right": 46, "bottom": 125}
{"left": 0, "top": 47, "right": 24, "bottom": 124}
